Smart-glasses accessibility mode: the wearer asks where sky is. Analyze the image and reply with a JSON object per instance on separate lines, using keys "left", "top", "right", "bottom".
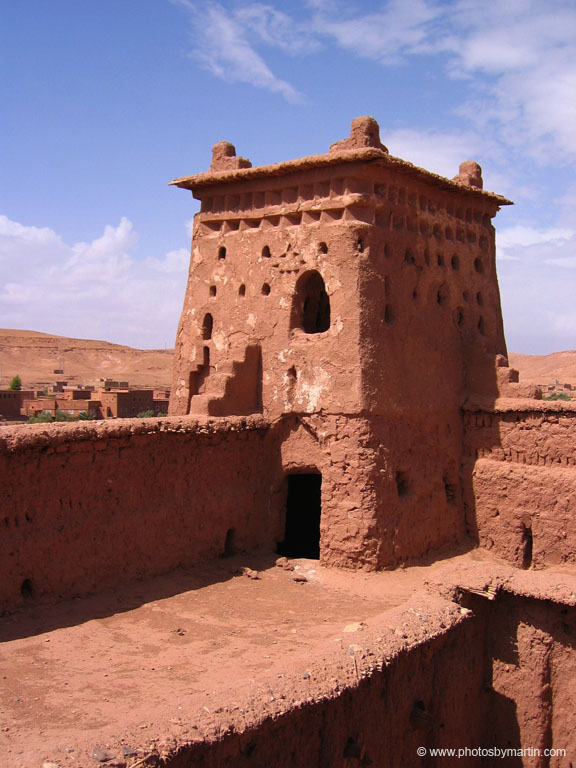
{"left": 1, "top": 0, "right": 575, "bottom": 354}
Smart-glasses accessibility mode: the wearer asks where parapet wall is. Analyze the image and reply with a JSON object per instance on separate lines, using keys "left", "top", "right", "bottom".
{"left": 1, "top": 408, "right": 471, "bottom": 614}
{"left": 3, "top": 397, "right": 575, "bottom": 612}
{"left": 0, "top": 416, "right": 271, "bottom": 612}
{"left": 463, "top": 400, "right": 576, "bottom": 568}
{"left": 156, "top": 568, "right": 576, "bottom": 767}
{"left": 168, "top": 600, "right": 485, "bottom": 768}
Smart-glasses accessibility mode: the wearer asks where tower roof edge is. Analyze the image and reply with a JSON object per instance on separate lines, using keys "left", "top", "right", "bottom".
{"left": 170, "top": 148, "right": 513, "bottom": 205}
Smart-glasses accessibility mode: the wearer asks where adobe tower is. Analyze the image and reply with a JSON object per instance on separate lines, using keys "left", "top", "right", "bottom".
{"left": 169, "top": 116, "right": 513, "bottom": 569}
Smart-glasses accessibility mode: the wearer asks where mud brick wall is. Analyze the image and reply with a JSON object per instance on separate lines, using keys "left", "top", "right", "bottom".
{"left": 462, "top": 402, "right": 576, "bottom": 568}
{"left": 271, "top": 411, "right": 466, "bottom": 571}
{"left": 369, "top": 412, "right": 466, "bottom": 567}
{"left": 163, "top": 603, "right": 487, "bottom": 768}
{"left": 0, "top": 416, "right": 271, "bottom": 612}
{"left": 482, "top": 592, "right": 576, "bottom": 766}
{"left": 159, "top": 591, "right": 576, "bottom": 767}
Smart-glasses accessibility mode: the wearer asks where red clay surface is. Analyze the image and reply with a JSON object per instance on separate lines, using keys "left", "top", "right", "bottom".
{"left": 0, "top": 549, "right": 486, "bottom": 768}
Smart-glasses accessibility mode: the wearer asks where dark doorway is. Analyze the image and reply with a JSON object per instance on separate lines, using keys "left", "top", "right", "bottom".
{"left": 222, "top": 528, "right": 237, "bottom": 558}
{"left": 277, "top": 473, "right": 321, "bottom": 559}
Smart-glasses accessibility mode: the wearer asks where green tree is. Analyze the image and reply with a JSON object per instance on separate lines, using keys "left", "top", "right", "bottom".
{"left": 28, "top": 413, "right": 54, "bottom": 424}
{"left": 9, "top": 375, "right": 22, "bottom": 391}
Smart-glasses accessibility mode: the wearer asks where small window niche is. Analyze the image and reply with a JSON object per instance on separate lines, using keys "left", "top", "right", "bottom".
{"left": 521, "top": 523, "right": 533, "bottom": 569}
{"left": 291, "top": 270, "right": 331, "bottom": 335}
{"left": 395, "top": 470, "right": 410, "bottom": 497}
{"left": 201, "top": 313, "right": 213, "bottom": 340}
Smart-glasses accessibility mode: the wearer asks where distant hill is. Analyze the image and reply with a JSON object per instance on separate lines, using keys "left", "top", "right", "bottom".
{"left": 1, "top": 328, "right": 573, "bottom": 392}
{"left": 509, "top": 351, "right": 576, "bottom": 386}
{"left": 0, "top": 329, "right": 173, "bottom": 389}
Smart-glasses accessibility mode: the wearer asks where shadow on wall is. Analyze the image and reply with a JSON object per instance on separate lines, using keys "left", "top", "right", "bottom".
{"left": 142, "top": 610, "right": 488, "bottom": 768}
{"left": 459, "top": 590, "right": 576, "bottom": 759}
{"left": 188, "top": 344, "right": 263, "bottom": 417}
{"left": 145, "top": 590, "right": 576, "bottom": 767}
{"left": 461, "top": 397, "right": 541, "bottom": 572}
{"left": 208, "top": 344, "right": 263, "bottom": 417}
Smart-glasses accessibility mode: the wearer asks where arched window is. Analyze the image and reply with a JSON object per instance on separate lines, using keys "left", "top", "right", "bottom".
{"left": 201, "top": 313, "right": 213, "bottom": 340}
{"left": 291, "top": 270, "right": 330, "bottom": 334}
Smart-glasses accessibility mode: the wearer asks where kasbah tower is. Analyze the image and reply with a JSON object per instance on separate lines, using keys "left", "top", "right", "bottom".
{"left": 169, "top": 115, "right": 515, "bottom": 570}
{"left": 2, "top": 116, "right": 576, "bottom": 766}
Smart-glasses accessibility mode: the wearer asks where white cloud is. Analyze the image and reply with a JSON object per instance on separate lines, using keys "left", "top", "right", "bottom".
{"left": 385, "top": 128, "right": 484, "bottom": 178}
{"left": 175, "top": 0, "right": 576, "bottom": 166}
{"left": 497, "top": 225, "right": 575, "bottom": 257}
{"left": 311, "top": 0, "right": 439, "bottom": 64}
{"left": 496, "top": 226, "right": 576, "bottom": 353}
{"left": 382, "top": 127, "right": 523, "bottom": 201}
{"left": 557, "top": 184, "right": 576, "bottom": 229}
{"left": 175, "top": 0, "right": 303, "bottom": 102}
{"left": 438, "top": 0, "right": 576, "bottom": 159}
{"left": 311, "top": 0, "right": 576, "bottom": 160}
{"left": 235, "top": 3, "right": 318, "bottom": 55}
{"left": 0, "top": 216, "right": 188, "bottom": 349}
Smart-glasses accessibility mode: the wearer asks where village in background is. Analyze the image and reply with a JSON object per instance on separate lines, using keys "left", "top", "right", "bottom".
{"left": 0, "top": 329, "right": 173, "bottom": 423}
{"left": 1, "top": 327, "right": 574, "bottom": 425}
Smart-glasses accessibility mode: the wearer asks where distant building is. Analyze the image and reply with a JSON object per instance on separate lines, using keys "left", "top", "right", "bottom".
{"left": 96, "top": 389, "right": 169, "bottom": 418}
{"left": 4, "top": 378, "right": 169, "bottom": 421}
{"left": 0, "top": 390, "right": 36, "bottom": 420}
{"left": 98, "top": 379, "right": 130, "bottom": 390}
{"left": 21, "top": 397, "right": 58, "bottom": 418}
{"left": 57, "top": 399, "right": 101, "bottom": 418}
{"left": 58, "top": 389, "right": 92, "bottom": 401}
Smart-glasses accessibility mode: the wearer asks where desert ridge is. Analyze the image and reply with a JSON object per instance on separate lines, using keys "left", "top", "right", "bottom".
{"left": 0, "top": 328, "right": 173, "bottom": 389}
{"left": 509, "top": 350, "right": 576, "bottom": 386}
{"left": 1, "top": 330, "right": 574, "bottom": 392}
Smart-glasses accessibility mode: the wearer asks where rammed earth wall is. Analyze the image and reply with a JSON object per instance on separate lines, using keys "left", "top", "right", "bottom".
{"left": 154, "top": 584, "right": 576, "bottom": 768}
{"left": 463, "top": 401, "right": 576, "bottom": 568}
{"left": 0, "top": 417, "right": 271, "bottom": 612}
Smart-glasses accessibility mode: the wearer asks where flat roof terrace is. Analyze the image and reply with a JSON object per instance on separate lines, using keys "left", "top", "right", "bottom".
{"left": 1, "top": 551, "right": 575, "bottom": 768}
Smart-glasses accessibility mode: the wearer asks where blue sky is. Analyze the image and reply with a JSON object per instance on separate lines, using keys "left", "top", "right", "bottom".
{"left": 1, "top": 0, "right": 574, "bottom": 353}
